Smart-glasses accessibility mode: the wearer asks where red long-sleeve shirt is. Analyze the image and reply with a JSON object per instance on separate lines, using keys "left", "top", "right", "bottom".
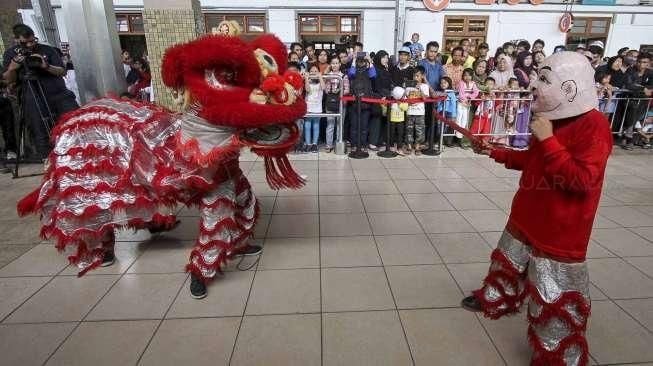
{"left": 490, "top": 109, "right": 612, "bottom": 260}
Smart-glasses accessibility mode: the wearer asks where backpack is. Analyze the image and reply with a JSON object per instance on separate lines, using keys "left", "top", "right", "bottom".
{"left": 325, "top": 92, "right": 341, "bottom": 113}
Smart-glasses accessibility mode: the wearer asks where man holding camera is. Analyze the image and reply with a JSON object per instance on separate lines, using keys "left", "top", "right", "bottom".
{"left": 2, "top": 24, "right": 78, "bottom": 161}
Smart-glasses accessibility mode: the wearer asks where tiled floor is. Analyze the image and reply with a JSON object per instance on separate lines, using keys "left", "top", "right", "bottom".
{"left": 1, "top": 148, "right": 653, "bottom": 365}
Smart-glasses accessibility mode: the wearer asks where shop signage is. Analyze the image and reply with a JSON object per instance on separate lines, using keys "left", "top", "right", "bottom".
{"left": 423, "top": 0, "right": 544, "bottom": 12}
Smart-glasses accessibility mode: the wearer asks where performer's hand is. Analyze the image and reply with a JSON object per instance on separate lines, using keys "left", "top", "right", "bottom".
{"left": 530, "top": 115, "right": 553, "bottom": 141}
{"left": 472, "top": 139, "right": 493, "bottom": 156}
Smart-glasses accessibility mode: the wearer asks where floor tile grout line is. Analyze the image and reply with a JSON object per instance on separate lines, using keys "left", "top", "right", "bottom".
{"left": 1, "top": 245, "right": 88, "bottom": 323}
{"left": 623, "top": 226, "right": 653, "bottom": 246}
{"left": 227, "top": 190, "right": 276, "bottom": 366}
{"left": 394, "top": 160, "right": 510, "bottom": 365}
{"left": 40, "top": 231, "right": 158, "bottom": 365}
{"left": 358, "top": 162, "right": 417, "bottom": 366}
{"left": 134, "top": 272, "right": 190, "bottom": 365}
{"left": 609, "top": 297, "right": 653, "bottom": 336}
{"left": 316, "top": 157, "right": 325, "bottom": 366}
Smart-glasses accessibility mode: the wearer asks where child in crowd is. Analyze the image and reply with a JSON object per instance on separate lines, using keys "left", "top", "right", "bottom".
{"left": 470, "top": 77, "right": 495, "bottom": 143}
{"left": 304, "top": 64, "right": 324, "bottom": 153}
{"left": 635, "top": 109, "right": 653, "bottom": 149}
{"left": 287, "top": 62, "right": 306, "bottom": 153}
{"left": 456, "top": 68, "right": 480, "bottom": 148}
{"left": 502, "top": 77, "right": 521, "bottom": 135}
{"left": 596, "top": 72, "right": 616, "bottom": 116}
{"left": 387, "top": 86, "right": 409, "bottom": 152}
{"left": 436, "top": 77, "right": 458, "bottom": 147}
{"left": 324, "top": 56, "right": 350, "bottom": 153}
{"left": 404, "top": 66, "right": 431, "bottom": 155}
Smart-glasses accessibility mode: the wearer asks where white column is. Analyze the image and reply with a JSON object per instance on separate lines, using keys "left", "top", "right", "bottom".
{"left": 61, "top": 0, "right": 126, "bottom": 104}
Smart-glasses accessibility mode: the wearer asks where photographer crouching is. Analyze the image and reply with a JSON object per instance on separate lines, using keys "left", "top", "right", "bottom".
{"left": 2, "top": 24, "right": 78, "bottom": 162}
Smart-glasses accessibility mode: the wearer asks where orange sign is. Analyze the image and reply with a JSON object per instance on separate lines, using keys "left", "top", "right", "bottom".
{"left": 559, "top": 13, "right": 573, "bottom": 33}
{"left": 423, "top": 0, "right": 544, "bottom": 11}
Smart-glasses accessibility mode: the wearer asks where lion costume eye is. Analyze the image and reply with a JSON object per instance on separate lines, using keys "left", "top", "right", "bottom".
{"left": 254, "top": 49, "right": 278, "bottom": 78}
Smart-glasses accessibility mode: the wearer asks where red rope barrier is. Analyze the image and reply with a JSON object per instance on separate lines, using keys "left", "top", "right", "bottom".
{"left": 340, "top": 95, "right": 446, "bottom": 105}
{"left": 341, "top": 95, "right": 479, "bottom": 144}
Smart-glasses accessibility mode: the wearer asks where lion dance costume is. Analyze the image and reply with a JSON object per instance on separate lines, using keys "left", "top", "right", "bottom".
{"left": 17, "top": 32, "right": 307, "bottom": 297}
{"left": 463, "top": 52, "right": 613, "bottom": 365}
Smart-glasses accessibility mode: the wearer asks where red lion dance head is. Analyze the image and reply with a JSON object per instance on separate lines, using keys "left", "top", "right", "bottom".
{"left": 161, "top": 33, "right": 307, "bottom": 189}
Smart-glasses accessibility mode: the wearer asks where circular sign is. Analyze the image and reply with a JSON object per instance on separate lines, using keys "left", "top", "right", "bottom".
{"left": 559, "top": 13, "right": 573, "bottom": 33}
{"left": 423, "top": 0, "right": 451, "bottom": 12}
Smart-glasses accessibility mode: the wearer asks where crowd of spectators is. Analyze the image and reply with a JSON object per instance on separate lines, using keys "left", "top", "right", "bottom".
{"left": 287, "top": 34, "right": 653, "bottom": 153}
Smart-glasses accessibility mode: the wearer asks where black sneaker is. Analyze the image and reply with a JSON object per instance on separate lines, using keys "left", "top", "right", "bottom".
{"left": 190, "top": 273, "right": 207, "bottom": 299}
{"left": 461, "top": 295, "right": 483, "bottom": 312}
{"left": 101, "top": 250, "right": 115, "bottom": 267}
{"left": 232, "top": 244, "right": 263, "bottom": 257}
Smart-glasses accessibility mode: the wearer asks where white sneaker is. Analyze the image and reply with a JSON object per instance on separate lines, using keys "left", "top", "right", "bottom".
{"left": 5, "top": 151, "right": 16, "bottom": 160}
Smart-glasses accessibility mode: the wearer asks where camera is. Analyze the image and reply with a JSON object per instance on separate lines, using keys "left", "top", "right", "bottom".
{"left": 356, "top": 52, "right": 367, "bottom": 60}
{"left": 16, "top": 46, "right": 43, "bottom": 70}
{"left": 405, "top": 79, "right": 417, "bottom": 88}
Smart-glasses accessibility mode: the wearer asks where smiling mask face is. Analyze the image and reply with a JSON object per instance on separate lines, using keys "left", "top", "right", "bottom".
{"left": 530, "top": 51, "right": 597, "bottom": 120}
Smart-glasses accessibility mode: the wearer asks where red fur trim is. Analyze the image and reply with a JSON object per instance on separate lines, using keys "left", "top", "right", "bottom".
{"left": 56, "top": 180, "right": 145, "bottom": 202}
{"left": 186, "top": 250, "right": 229, "bottom": 280}
{"left": 528, "top": 325, "right": 589, "bottom": 366}
{"left": 48, "top": 159, "right": 127, "bottom": 183}
{"left": 199, "top": 97, "right": 307, "bottom": 129}
{"left": 198, "top": 215, "right": 256, "bottom": 237}
{"left": 526, "top": 282, "right": 591, "bottom": 330}
{"left": 161, "top": 42, "right": 188, "bottom": 88}
{"left": 473, "top": 249, "right": 528, "bottom": 319}
{"left": 202, "top": 197, "right": 238, "bottom": 210}
{"left": 64, "top": 145, "right": 122, "bottom": 160}
{"left": 17, "top": 189, "right": 40, "bottom": 217}
{"left": 51, "top": 106, "right": 132, "bottom": 139}
{"left": 173, "top": 132, "right": 241, "bottom": 167}
{"left": 48, "top": 213, "right": 176, "bottom": 251}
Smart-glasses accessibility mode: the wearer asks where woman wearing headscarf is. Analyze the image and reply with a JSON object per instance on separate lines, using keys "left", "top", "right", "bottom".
{"left": 488, "top": 55, "right": 516, "bottom": 145}
{"left": 489, "top": 55, "right": 515, "bottom": 89}
{"left": 472, "top": 59, "right": 490, "bottom": 92}
{"left": 513, "top": 51, "right": 536, "bottom": 89}
{"left": 510, "top": 51, "right": 534, "bottom": 148}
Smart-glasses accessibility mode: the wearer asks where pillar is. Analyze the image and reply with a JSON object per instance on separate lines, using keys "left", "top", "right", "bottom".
{"left": 61, "top": 0, "right": 126, "bottom": 104}
{"left": 0, "top": 1, "right": 22, "bottom": 55}
{"left": 142, "top": 0, "right": 205, "bottom": 109}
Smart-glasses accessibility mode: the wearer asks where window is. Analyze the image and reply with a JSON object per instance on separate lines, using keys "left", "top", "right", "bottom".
{"left": 299, "top": 14, "right": 360, "bottom": 36}
{"left": 116, "top": 13, "right": 144, "bottom": 34}
{"left": 566, "top": 16, "right": 611, "bottom": 50}
{"left": 204, "top": 14, "right": 266, "bottom": 36}
{"left": 443, "top": 16, "right": 489, "bottom": 55}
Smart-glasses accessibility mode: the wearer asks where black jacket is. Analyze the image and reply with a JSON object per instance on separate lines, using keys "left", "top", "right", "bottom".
{"left": 624, "top": 67, "right": 653, "bottom": 97}
{"left": 390, "top": 64, "right": 415, "bottom": 89}
{"left": 373, "top": 65, "right": 392, "bottom": 97}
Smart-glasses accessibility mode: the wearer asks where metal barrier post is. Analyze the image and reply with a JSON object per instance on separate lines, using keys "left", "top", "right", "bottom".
{"left": 378, "top": 106, "right": 397, "bottom": 158}
{"left": 349, "top": 94, "right": 369, "bottom": 159}
{"left": 422, "top": 103, "right": 441, "bottom": 156}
